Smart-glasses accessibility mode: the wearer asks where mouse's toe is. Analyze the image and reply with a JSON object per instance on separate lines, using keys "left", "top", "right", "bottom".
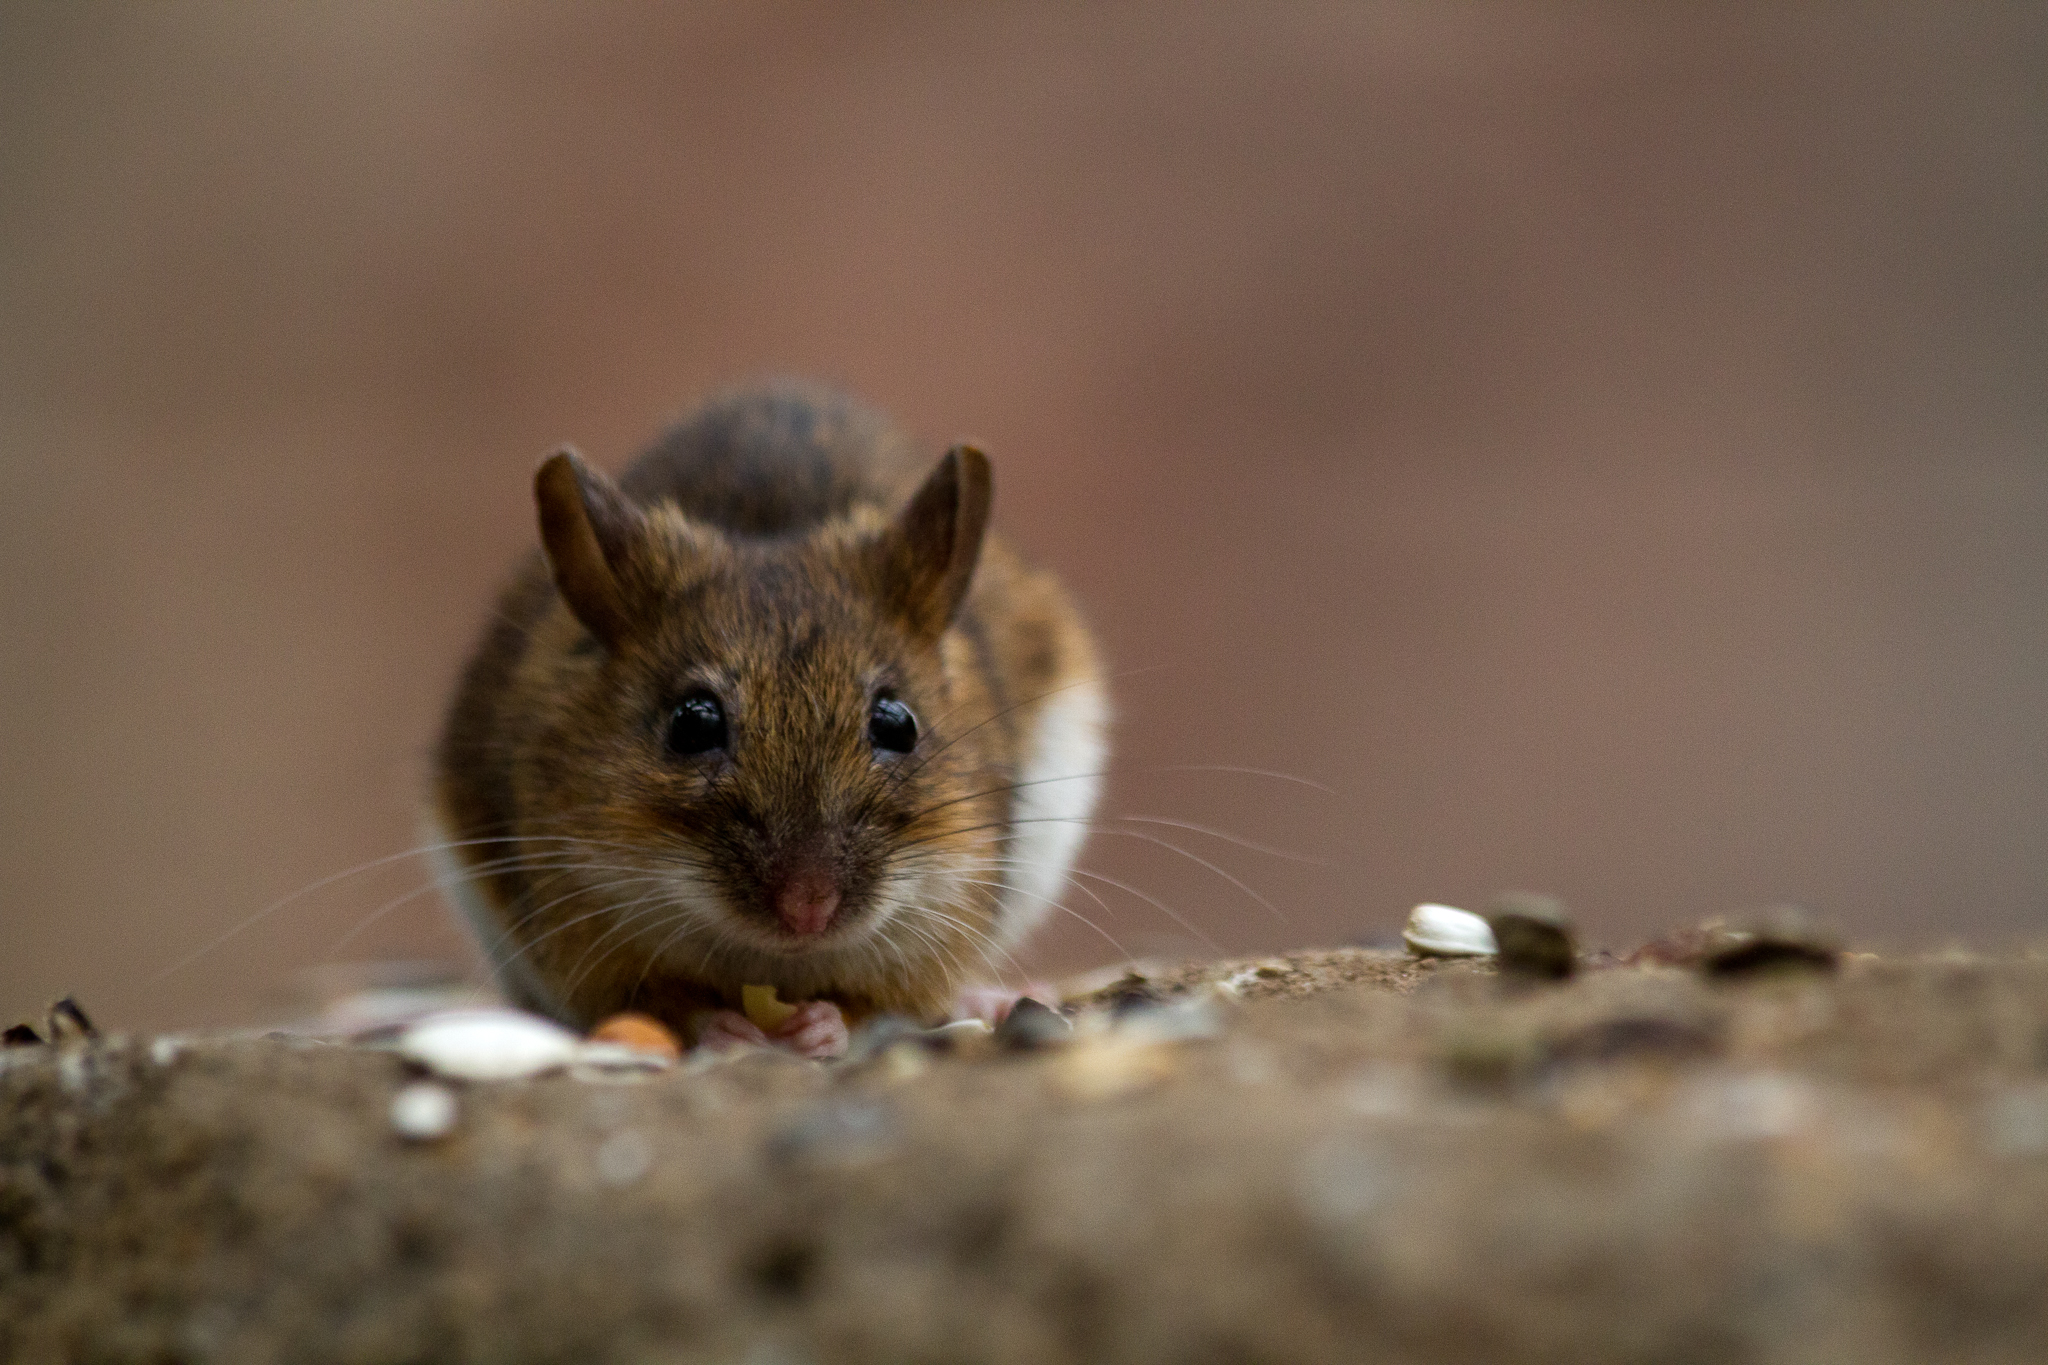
{"left": 769, "top": 1000, "right": 848, "bottom": 1060}
{"left": 694, "top": 1009, "right": 772, "bottom": 1052}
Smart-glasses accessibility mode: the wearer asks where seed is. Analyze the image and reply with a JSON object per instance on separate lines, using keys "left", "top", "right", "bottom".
{"left": 1402, "top": 903, "right": 1497, "bottom": 958}
{"left": 1486, "top": 893, "right": 1577, "bottom": 980}
{"left": 397, "top": 1009, "right": 582, "bottom": 1081}
{"left": 46, "top": 997, "right": 99, "bottom": 1042}
{"left": 742, "top": 984, "right": 801, "bottom": 1031}
{"left": 589, "top": 1012, "right": 682, "bottom": 1060}
{"left": 1700, "top": 906, "right": 1841, "bottom": 977}
{"left": 994, "top": 998, "right": 1072, "bottom": 1051}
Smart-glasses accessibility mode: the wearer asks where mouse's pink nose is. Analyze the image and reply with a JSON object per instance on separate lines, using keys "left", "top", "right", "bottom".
{"left": 772, "top": 866, "right": 842, "bottom": 937}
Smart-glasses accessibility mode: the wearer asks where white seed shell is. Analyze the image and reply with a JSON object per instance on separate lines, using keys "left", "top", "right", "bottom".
{"left": 1402, "top": 903, "right": 1498, "bottom": 958}
{"left": 396, "top": 1008, "right": 582, "bottom": 1081}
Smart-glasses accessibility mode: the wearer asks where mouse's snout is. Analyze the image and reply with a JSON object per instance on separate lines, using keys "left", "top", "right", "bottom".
{"left": 770, "top": 862, "right": 841, "bottom": 937}
{"left": 759, "top": 836, "right": 845, "bottom": 939}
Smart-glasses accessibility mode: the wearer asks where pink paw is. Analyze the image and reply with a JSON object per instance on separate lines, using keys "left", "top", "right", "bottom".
{"left": 767, "top": 1000, "right": 848, "bottom": 1060}
{"left": 695, "top": 1009, "right": 771, "bottom": 1053}
{"left": 951, "top": 983, "right": 1057, "bottom": 1025}
{"left": 693, "top": 1001, "right": 848, "bottom": 1060}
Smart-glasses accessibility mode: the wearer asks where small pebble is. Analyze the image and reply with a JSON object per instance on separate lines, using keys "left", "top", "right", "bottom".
{"left": 994, "top": 997, "right": 1072, "bottom": 1051}
{"left": 1701, "top": 906, "right": 1841, "bottom": 977}
{"left": 1102, "top": 972, "right": 1165, "bottom": 1016}
{"left": 47, "top": 996, "right": 99, "bottom": 1042}
{"left": 389, "top": 1081, "right": 459, "bottom": 1140}
{"left": 1486, "top": 893, "right": 1577, "bottom": 980}
{"left": 397, "top": 1009, "right": 582, "bottom": 1081}
{"left": 594, "top": 1129, "right": 654, "bottom": 1185}
{"left": 1217, "top": 968, "right": 1261, "bottom": 996}
{"left": 1403, "top": 903, "right": 1497, "bottom": 958}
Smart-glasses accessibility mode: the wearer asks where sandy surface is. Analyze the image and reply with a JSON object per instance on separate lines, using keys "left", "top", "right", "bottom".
{"left": 7, "top": 948, "right": 2048, "bottom": 1364}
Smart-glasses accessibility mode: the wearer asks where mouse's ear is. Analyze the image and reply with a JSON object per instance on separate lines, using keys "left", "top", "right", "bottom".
{"left": 534, "top": 447, "right": 649, "bottom": 649}
{"left": 873, "top": 444, "right": 993, "bottom": 641}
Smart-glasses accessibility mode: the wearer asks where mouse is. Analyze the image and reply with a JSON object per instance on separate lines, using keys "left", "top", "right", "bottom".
{"left": 427, "top": 382, "right": 1107, "bottom": 1058}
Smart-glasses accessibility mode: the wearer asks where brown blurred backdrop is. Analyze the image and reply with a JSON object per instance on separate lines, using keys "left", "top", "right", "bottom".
{"left": 3, "top": 3, "right": 2044, "bottom": 1029}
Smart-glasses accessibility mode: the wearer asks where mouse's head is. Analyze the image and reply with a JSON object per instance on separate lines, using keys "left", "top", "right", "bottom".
{"left": 502, "top": 444, "right": 1009, "bottom": 1006}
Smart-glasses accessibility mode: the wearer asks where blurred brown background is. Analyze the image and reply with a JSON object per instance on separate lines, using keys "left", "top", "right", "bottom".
{"left": 3, "top": 3, "right": 2044, "bottom": 1029}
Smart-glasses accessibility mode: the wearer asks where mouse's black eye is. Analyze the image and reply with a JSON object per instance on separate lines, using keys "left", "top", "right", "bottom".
{"left": 664, "top": 691, "right": 728, "bottom": 757}
{"left": 868, "top": 695, "right": 917, "bottom": 754}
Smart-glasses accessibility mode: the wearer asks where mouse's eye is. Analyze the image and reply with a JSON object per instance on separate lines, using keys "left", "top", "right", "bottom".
{"left": 868, "top": 695, "right": 917, "bottom": 754}
{"left": 664, "top": 691, "right": 728, "bottom": 757}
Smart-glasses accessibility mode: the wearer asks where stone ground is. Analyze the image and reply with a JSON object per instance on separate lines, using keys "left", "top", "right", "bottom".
{"left": 5, "top": 948, "right": 2048, "bottom": 1365}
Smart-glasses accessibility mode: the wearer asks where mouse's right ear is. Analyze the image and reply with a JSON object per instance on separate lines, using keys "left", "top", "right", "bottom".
{"left": 535, "top": 447, "right": 648, "bottom": 649}
{"left": 871, "top": 444, "right": 993, "bottom": 642}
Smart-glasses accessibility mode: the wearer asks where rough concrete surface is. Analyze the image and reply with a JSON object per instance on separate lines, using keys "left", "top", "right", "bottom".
{"left": 6, "top": 948, "right": 2048, "bottom": 1364}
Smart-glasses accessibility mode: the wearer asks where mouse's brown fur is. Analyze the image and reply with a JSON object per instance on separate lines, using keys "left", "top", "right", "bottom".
{"left": 430, "top": 384, "right": 1107, "bottom": 1036}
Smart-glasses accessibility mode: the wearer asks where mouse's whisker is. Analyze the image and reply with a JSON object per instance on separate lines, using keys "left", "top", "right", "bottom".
{"left": 1110, "top": 815, "right": 1328, "bottom": 866}
{"left": 152, "top": 830, "right": 663, "bottom": 981}
{"left": 1146, "top": 763, "right": 1338, "bottom": 795}
{"left": 940, "top": 874, "right": 1122, "bottom": 964}
{"left": 634, "top": 906, "right": 729, "bottom": 1004}
{"left": 916, "top": 888, "right": 1035, "bottom": 985}
{"left": 558, "top": 888, "right": 682, "bottom": 999}
{"left": 947, "top": 851, "right": 1119, "bottom": 927}
{"left": 892, "top": 769, "right": 1111, "bottom": 828}
{"left": 485, "top": 874, "right": 675, "bottom": 969}
{"left": 891, "top": 914, "right": 977, "bottom": 991}
{"left": 904, "top": 816, "right": 1286, "bottom": 925}
{"left": 948, "top": 859, "right": 1129, "bottom": 958}
{"left": 958, "top": 845, "right": 1221, "bottom": 954}
{"left": 1082, "top": 827, "right": 1288, "bottom": 924}
{"left": 315, "top": 853, "right": 587, "bottom": 956}
{"left": 319, "top": 852, "right": 667, "bottom": 965}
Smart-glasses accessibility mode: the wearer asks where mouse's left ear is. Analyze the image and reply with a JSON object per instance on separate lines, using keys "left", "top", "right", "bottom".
{"left": 872, "top": 444, "right": 992, "bottom": 641}
{"left": 535, "top": 447, "right": 651, "bottom": 649}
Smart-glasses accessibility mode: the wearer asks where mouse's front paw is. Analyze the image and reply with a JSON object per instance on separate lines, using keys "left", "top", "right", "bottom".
{"left": 767, "top": 1000, "right": 848, "bottom": 1060}
{"left": 694, "top": 1009, "right": 772, "bottom": 1053}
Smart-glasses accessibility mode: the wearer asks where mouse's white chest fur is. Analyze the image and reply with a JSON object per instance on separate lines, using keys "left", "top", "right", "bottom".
{"left": 990, "top": 677, "right": 1109, "bottom": 948}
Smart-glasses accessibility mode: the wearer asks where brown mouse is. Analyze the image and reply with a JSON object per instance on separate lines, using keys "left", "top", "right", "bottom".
{"left": 427, "top": 383, "right": 1106, "bottom": 1057}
